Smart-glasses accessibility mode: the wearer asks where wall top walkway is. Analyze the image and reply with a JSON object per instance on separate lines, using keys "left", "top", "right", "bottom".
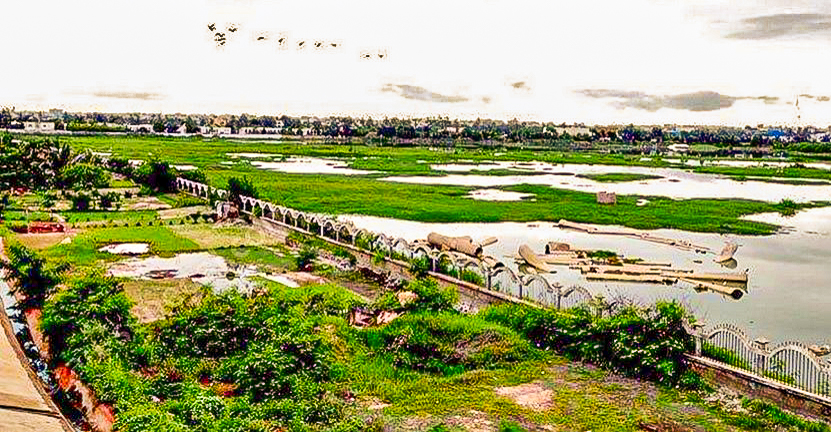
{"left": 0, "top": 239, "right": 73, "bottom": 432}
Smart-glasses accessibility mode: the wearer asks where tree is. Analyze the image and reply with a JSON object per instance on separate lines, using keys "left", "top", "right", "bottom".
{"left": 59, "top": 163, "right": 109, "bottom": 190}
{"left": 227, "top": 176, "right": 258, "bottom": 209}
{"left": 134, "top": 158, "right": 176, "bottom": 193}
{"left": 2, "top": 243, "right": 67, "bottom": 309}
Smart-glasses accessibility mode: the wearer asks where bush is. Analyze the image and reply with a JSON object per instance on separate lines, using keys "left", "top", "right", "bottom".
{"left": 2, "top": 243, "right": 67, "bottom": 309}
{"left": 134, "top": 158, "right": 176, "bottom": 193}
{"left": 479, "top": 301, "right": 694, "bottom": 384}
{"left": 59, "top": 163, "right": 110, "bottom": 190}
{"left": 40, "top": 272, "right": 135, "bottom": 367}
{"left": 295, "top": 246, "right": 318, "bottom": 271}
{"left": 70, "top": 192, "right": 93, "bottom": 211}
{"left": 373, "top": 278, "right": 458, "bottom": 314}
{"left": 365, "top": 312, "right": 533, "bottom": 375}
{"left": 227, "top": 176, "right": 258, "bottom": 209}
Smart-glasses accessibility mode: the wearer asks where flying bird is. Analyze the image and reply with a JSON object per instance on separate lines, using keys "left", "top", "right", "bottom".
{"left": 227, "top": 25, "right": 238, "bottom": 33}
{"left": 207, "top": 23, "right": 216, "bottom": 32}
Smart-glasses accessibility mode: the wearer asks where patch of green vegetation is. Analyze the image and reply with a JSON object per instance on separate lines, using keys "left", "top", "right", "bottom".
{"left": 59, "top": 136, "right": 831, "bottom": 235}
{"left": 577, "top": 173, "right": 663, "bottom": 183}
{"left": 733, "top": 176, "right": 831, "bottom": 186}
{"left": 60, "top": 210, "right": 158, "bottom": 224}
{"left": 41, "top": 226, "right": 200, "bottom": 268}
{"left": 211, "top": 245, "right": 294, "bottom": 272}
{"left": 696, "top": 165, "right": 831, "bottom": 182}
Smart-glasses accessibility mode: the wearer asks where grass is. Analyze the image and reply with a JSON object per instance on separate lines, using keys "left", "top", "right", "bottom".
{"left": 577, "top": 173, "right": 663, "bottom": 183}
{"left": 122, "top": 278, "right": 207, "bottom": 323}
{"left": 60, "top": 209, "right": 159, "bottom": 224}
{"left": 169, "top": 223, "right": 282, "bottom": 249}
{"left": 57, "top": 135, "right": 831, "bottom": 235}
{"left": 210, "top": 245, "right": 294, "bottom": 272}
{"left": 40, "top": 225, "right": 200, "bottom": 268}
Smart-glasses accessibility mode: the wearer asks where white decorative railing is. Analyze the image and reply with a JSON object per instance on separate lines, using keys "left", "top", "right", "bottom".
{"left": 175, "top": 177, "right": 593, "bottom": 310}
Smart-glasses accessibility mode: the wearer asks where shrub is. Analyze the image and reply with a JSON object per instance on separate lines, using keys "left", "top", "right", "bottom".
{"left": 134, "top": 158, "right": 177, "bottom": 193}
{"left": 410, "top": 257, "right": 431, "bottom": 278}
{"left": 2, "top": 243, "right": 67, "bottom": 309}
{"left": 479, "top": 301, "right": 694, "bottom": 384}
{"left": 366, "top": 312, "right": 533, "bottom": 375}
{"left": 227, "top": 176, "right": 258, "bottom": 209}
{"left": 59, "top": 163, "right": 110, "bottom": 190}
{"left": 70, "top": 192, "right": 93, "bottom": 211}
{"left": 295, "top": 246, "right": 318, "bottom": 271}
{"left": 40, "top": 272, "right": 135, "bottom": 367}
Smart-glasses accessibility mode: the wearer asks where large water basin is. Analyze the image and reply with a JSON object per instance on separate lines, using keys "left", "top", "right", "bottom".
{"left": 341, "top": 207, "right": 831, "bottom": 345}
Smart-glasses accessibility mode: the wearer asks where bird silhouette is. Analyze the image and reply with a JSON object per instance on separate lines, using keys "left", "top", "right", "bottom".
{"left": 297, "top": 40, "right": 306, "bottom": 48}
{"left": 207, "top": 23, "right": 216, "bottom": 32}
{"left": 314, "top": 41, "right": 323, "bottom": 48}
{"left": 227, "top": 25, "right": 238, "bottom": 33}
{"left": 257, "top": 36, "right": 266, "bottom": 41}
{"left": 330, "top": 42, "right": 339, "bottom": 48}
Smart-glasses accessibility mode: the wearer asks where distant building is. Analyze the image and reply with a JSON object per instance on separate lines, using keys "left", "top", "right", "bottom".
{"left": 199, "top": 126, "right": 232, "bottom": 136}
{"left": 125, "top": 124, "right": 154, "bottom": 133}
{"left": 239, "top": 126, "right": 282, "bottom": 135}
{"left": 667, "top": 144, "right": 690, "bottom": 154}
{"left": 23, "top": 121, "right": 55, "bottom": 132}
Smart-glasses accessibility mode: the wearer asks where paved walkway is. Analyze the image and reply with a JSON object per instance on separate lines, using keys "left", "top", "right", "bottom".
{"left": 0, "top": 238, "right": 72, "bottom": 431}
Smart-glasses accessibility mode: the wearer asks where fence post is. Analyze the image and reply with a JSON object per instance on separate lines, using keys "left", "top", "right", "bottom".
{"left": 692, "top": 323, "right": 705, "bottom": 356}
{"left": 753, "top": 338, "right": 770, "bottom": 374}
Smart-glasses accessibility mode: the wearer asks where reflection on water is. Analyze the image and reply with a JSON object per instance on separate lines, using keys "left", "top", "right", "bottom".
{"left": 341, "top": 207, "right": 831, "bottom": 345}
{"left": 381, "top": 161, "right": 831, "bottom": 203}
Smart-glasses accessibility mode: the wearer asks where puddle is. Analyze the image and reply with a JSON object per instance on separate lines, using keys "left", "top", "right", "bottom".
{"left": 340, "top": 213, "right": 831, "bottom": 345}
{"left": 227, "top": 153, "right": 281, "bottom": 159}
{"left": 107, "top": 252, "right": 259, "bottom": 294}
{"left": 250, "top": 157, "right": 377, "bottom": 175}
{"left": 99, "top": 243, "right": 150, "bottom": 255}
{"left": 467, "top": 189, "right": 534, "bottom": 201}
{"left": 173, "top": 165, "right": 197, "bottom": 171}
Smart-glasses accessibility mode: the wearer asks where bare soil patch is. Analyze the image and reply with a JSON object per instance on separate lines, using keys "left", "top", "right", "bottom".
{"left": 123, "top": 278, "right": 206, "bottom": 323}
{"left": 14, "top": 232, "right": 74, "bottom": 249}
{"left": 494, "top": 382, "right": 553, "bottom": 411}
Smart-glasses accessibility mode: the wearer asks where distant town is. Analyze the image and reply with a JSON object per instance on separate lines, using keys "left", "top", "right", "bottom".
{"left": 3, "top": 107, "right": 831, "bottom": 156}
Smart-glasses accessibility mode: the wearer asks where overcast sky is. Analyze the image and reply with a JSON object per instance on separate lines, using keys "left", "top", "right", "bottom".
{"left": 2, "top": 0, "right": 831, "bottom": 125}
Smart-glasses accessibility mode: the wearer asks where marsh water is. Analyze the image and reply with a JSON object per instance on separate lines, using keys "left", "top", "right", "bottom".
{"left": 243, "top": 155, "right": 831, "bottom": 203}
{"left": 342, "top": 208, "right": 831, "bottom": 346}
{"left": 384, "top": 161, "right": 831, "bottom": 203}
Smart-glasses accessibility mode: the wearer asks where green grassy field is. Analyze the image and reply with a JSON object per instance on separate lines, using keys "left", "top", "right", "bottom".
{"left": 56, "top": 135, "right": 831, "bottom": 235}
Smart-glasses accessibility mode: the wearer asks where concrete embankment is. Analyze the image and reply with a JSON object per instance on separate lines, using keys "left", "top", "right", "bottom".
{"left": 1, "top": 239, "right": 73, "bottom": 431}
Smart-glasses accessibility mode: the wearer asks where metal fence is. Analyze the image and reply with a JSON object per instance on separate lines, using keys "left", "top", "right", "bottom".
{"left": 689, "top": 322, "right": 831, "bottom": 399}
{"left": 177, "top": 177, "right": 831, "bottom": 401}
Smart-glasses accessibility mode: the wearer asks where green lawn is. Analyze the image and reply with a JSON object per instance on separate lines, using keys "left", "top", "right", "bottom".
{"left": 41, "top": 225, "right": 200, "bottom": 268}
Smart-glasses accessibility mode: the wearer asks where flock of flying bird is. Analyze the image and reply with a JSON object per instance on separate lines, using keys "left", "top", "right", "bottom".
{"left": 207, "top": 22, "right": 387, "bottom": 59}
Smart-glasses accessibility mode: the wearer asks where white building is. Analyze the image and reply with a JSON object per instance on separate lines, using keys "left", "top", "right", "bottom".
{"left": 125, "top": 124, "right": 154, "bottom": 133}
{"left": 23, "top": 121, "right": 56, "bottom": 132}
{"left": 239, "top": 126, "right": 282, "bottom": 135}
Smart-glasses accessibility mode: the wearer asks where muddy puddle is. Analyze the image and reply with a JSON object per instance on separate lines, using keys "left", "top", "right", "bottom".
{"left": 99, "top": 243, "right": 150, "bottom": 255}
{"left": 341, "top": 209, "right": 831, "bottom": 345}
{"left": 107, "top": 252, "right": 259, "bottom": 294}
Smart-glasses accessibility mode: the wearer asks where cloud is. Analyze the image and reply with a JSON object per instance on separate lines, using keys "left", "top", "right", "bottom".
{"left": 381, "top": 84, "right": 468, "bottom": 103}
{"left": 577, "top": 89, "right": 779, "bottom": 112}
{"left": 725, "top": 13, "right": 831, "bottom": 40}
{"left": 799, "top": 94, "right": 831, "bottom": 102}
{"left": 92, "top": 90, "right": 164, "bottom": 100}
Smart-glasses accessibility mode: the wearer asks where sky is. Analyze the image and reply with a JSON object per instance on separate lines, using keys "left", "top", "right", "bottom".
{"left": 2, "top": 0, "right": 831, "bottom": 126}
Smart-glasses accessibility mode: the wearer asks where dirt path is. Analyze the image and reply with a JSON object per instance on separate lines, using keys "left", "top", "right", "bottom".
{"left": 0, "top": 238, "right": 74, "bottom": 432}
